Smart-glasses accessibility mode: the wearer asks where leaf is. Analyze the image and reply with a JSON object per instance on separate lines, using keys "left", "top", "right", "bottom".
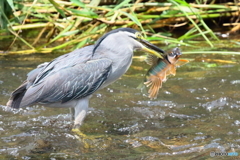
{"left": 112, "top": 0, "right": 132, "bottom": 11}
{"left": 48, "top": 23, "right": 74, "bottom": 43}
{"left": 171, "top": 6, "right": 199, "bottom": 13}
{"left": 48, "top": 0, "right": 66, "bottom": 18}
{"left": 6, "top": 0, "right": 15, "bottom": 11}
{"left": 67, "top": 8, "right": 98, "bottom": 18}
{"left": 120, "top": 11, "right": 141, "bottom": 26}
{"left": 61, "top": 30, "right": 79, "bottom": 36}
{"left": 70, "top": 0, "right": 85, "bottom": 7}
{"left": 106, "top": 0, "right": 131, "bottom": 16}
{"left": 76, "top": 38, "right": 89, "bottom": 48}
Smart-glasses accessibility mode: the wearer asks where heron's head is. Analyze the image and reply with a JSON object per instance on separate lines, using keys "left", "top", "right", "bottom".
{"left": 93, "top": 28, "right": 164, "bottom": 58}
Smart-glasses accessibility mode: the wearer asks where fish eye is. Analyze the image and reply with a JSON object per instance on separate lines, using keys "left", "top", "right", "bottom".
{"left": 169, "top": 51, "right": 176, "bottom": 57}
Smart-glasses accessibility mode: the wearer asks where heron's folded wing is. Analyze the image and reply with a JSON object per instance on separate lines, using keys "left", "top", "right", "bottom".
{"left": 20, "top": 58, "right": 112, "bottom": 107}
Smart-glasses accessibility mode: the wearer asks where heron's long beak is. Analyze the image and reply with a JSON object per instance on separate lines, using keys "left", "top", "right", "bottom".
{"left": 140, "top": 39, "right": 164, "bottom": 59}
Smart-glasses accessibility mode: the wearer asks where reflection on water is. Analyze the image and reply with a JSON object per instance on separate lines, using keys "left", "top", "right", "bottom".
{"left": 0, "top": 48, "right": 240, "bottom": 159}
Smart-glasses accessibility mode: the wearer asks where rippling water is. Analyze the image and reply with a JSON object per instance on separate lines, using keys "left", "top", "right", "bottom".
{"left": 0, "top": 45, "right": 240, "bottom": 159}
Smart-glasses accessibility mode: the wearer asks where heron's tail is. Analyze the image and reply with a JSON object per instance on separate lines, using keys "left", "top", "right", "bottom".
{"left": 7, "top": 81, "right": 27, "bottom": 109}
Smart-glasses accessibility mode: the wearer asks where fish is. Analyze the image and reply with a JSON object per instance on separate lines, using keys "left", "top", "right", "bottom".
{"left": 144, "top": 47, "right": 189, "bottom": 99}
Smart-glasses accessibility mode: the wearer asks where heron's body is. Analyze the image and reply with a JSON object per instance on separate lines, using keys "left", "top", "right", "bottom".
{"left": 7, "top": 28, "right": 164, "bottom": 128}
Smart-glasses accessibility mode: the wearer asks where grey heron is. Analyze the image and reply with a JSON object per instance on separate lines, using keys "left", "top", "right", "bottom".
{"left": 7, "top": 28, "right": 164, "bottom": 129}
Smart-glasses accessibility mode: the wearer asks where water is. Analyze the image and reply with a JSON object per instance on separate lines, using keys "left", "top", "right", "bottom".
{"left": 0, "top": 43, "right": 240, "bottom": 159}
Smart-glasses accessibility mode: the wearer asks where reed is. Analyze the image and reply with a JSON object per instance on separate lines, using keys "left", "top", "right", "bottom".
{"left": 0, "top": 0, "right": 239, "bottom": 54}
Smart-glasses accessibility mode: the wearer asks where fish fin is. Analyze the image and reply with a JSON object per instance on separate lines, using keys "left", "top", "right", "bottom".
{"left": 144, "top": 75, "right": 163, "bottom": 99}
{"left": 145, "top": 54, "right": 158, "bottom": 66}
{"left": 166, "top": 65, "right": 176, "bottom": 76}
{"left": 176, "top": 59, "right": 189, "bottom": 67}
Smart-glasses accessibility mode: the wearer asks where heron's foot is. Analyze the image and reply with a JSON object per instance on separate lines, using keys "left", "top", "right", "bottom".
{"left": 71, "top": 127, "right": 113, "bottom": 151}
{"left": 71, "top": 127, "right": 91, "bottom": 149}
{"left": 72, "top": 127, "right": 104, "bottom": 139}
{"left": 71, "top": 127, "right": 87, "bottom": 138}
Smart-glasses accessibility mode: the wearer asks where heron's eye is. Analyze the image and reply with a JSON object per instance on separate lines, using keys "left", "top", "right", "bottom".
{"left": 135, "top": 32, "right": 143, "bottom": 39}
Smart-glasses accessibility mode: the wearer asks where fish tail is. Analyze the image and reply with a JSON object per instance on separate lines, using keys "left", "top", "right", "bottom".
{"left": 145, "top": 76, "right": 163, "bottom": 99}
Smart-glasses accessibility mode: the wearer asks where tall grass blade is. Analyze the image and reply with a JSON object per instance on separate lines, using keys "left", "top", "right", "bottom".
{"left": 70, "top": 0, "right": 85, "bottom": 7}
{"left": 48, "top": 0, "right": 66, "bottom": 18}
{"left": 106, "top": 0, "right": 132, "bottom": 16}
{"left": 169, "top": 0, "right": 218, "bottom": 47}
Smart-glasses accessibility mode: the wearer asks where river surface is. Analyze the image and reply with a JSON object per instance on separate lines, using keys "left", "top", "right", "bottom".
{"left": 0, "top": 38, "right": 240, "bottom": 159}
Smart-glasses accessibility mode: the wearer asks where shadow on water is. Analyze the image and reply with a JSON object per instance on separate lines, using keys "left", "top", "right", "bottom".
{"left": 0, "top": 42, "right": 240, "bottom": 159}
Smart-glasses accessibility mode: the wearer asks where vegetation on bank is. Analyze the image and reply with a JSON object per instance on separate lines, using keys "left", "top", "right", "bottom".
{"left": 0, "top": 0, "right": 239, "bottom": 54}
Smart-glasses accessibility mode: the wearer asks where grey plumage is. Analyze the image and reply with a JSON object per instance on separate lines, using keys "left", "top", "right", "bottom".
{"left": 7, "top": 28, "right": 164, "bottom": 128}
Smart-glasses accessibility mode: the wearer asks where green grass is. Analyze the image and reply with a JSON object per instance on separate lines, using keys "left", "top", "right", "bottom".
{"left": 0, "top": 0, "right": 239, "bottom": 54}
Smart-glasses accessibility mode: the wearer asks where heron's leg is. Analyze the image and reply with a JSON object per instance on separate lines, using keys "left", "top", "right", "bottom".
{"left": 69, "top": 108, "right": 74, "bottom": 121}
{"left": 71, "top": 98, "right": 90, "bottom": 141}
{"left": 71, "top": 97, "right": 103, "bottom": 147}
{"left": 73, "top": 97, "right": 89, "bottom": 129}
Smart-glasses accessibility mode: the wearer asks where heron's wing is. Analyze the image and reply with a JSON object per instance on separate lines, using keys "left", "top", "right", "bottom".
{"left": 7, "top": 62, "right": 49, "bottom": 108}
{"left": 20, "top": 58, "right": 112, "bottom": 107}
{"left": 33, "top": 47, "right": 92, "bottom": 85}
{"left": 26, "top": 62, "right": 49, "bottom": 87}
